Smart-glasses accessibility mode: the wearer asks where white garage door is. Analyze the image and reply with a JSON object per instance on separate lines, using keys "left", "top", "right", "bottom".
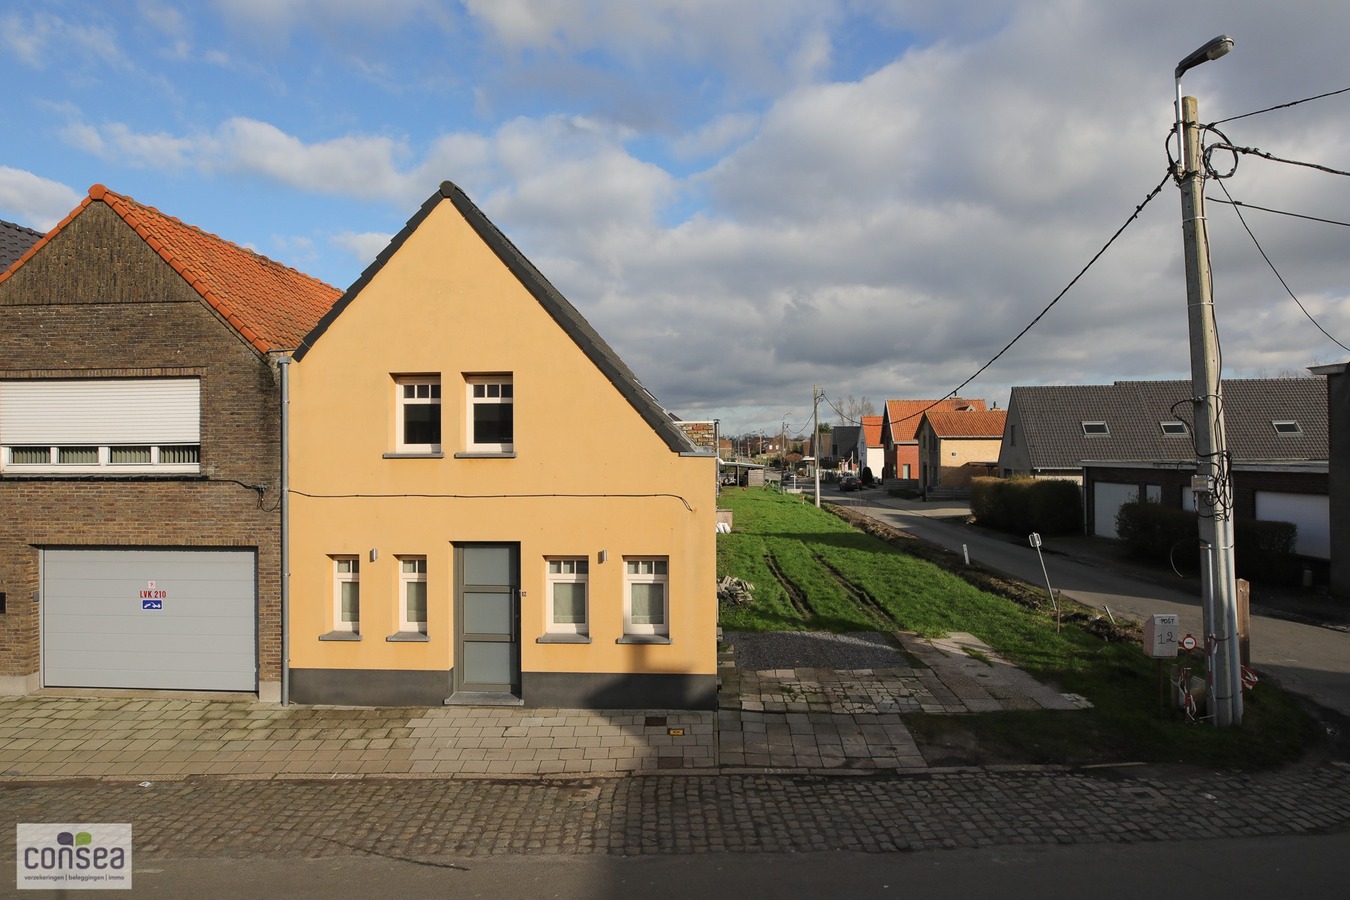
{"left": 1091, "top": 483, "right": 1156, "bottom": 539}
{"left": 1255, "top": 492, "right": 1330, "bottom": 560}
{"left": 43, "top": 548, "right": 257, "bottom": 691}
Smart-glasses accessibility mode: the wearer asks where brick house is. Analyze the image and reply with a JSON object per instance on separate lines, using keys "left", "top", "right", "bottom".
{"left": 999, "top": 380, "right": 1329, "bottom": 554}
{"left": 0, "top": 185, "right": 339, "bottom": 699}
{"left": 916, "top": 409, "right": 1006, "bottom": 491}
{"left": 881, "top": 398, "right": 986, "bottom": 481}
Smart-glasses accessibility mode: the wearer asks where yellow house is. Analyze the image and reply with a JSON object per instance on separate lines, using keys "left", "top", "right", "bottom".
{"left": 286, "top": 183, "right": 717, "bottom": 709}
{"left": 917, "top": 409, "right": 1007, "bottom": 490}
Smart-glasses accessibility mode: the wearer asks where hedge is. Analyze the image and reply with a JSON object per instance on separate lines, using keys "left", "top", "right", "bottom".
{"left": 1115, "top": 500, "right": 1301, "bottom": 585}
{"left": 970, "top": 477, "right": 1082, "bottom": 535}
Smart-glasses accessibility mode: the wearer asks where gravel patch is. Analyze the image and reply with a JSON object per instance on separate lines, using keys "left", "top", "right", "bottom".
{"left": 727, "top": 631, "right": 908, "bottom": 671}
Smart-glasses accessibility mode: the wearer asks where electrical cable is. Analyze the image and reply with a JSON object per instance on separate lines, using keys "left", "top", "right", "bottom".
{"left": 1211, "top": 85, "right": 1350, "bottom": 126}
{"left": 289, "top": 489, "right": 695, "bottom": 512}
{"left": 1206, "top": 196, "right": 1350, "bottom": 229}
{"left": 1210, "top": 180, "right": 1350, "bottom": 354}
{"left": 888, "top": 168, "right": 1174, "bottom": 428}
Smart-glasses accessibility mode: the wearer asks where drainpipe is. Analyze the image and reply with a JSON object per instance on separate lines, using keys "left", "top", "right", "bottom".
{"left": 278, "top": 355, "right": 292, "bottom": 706}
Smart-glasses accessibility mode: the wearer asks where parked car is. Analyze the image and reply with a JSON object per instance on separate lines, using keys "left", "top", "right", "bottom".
{"left": 838, "top": 476, "right": 861, "bottom": 492}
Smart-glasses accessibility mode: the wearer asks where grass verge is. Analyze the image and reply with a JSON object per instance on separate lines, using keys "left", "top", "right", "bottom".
{"left": 716, "top": 487, "right": 1320, "bottom": 769}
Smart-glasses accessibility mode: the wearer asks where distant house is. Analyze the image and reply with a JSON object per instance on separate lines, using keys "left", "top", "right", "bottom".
{"left": 1000, "top": 380, "right": 1329, "bottom": 552}
{"left": 0, "top": 218, "right": 44, "bottom": 271}
{"left": 1309, "top": 361, "right": 1349, "bottom": 596}
{"left": 916, "top": 409, "right": 1006, "bottom": 491}
{"left": 0, "top": 185, "right": 340, "bottom": 699}
{"left": 287, "top": 182, "right": 718, "bottom": 709}
{"left": 860, "top": 415, "right": 884, "bottom": 477}
{"left": 881, "top": 398, "right": 986, "bottom": 481}
{"left": 831, "top": 425, "right": 861, "bottom": 471}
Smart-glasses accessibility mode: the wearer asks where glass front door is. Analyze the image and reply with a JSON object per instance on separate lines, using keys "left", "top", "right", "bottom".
{"left": 454, "top": 543, "right": 520, "bottom": 695}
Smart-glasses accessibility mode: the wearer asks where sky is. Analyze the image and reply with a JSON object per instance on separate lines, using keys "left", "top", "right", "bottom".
{"left": 2, "top": 1, "right": 1348, "bottom": 439}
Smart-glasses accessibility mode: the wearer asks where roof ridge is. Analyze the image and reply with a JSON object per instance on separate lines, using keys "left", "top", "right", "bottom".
{"left": 94, "top": 184, "right": 336, "bottom": 292}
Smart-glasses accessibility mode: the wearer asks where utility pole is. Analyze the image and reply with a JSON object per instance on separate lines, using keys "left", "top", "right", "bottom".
{"left": 813, "top": 386, "right": 821, "bottom": 508}
{"left": 1176, "top": 74, "right": 1242, "bottom": 725}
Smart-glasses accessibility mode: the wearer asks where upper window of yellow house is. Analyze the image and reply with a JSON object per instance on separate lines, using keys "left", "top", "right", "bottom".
{"left": 395, "top": 375, "right": 441, "bottom": 453}
{"left": 466, "top": 375, "right": 513, "bottom": 453}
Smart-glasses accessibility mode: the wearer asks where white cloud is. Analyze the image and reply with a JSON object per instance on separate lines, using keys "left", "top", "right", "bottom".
{"left": 0, "top": 10, "right": 125, "bottom": 70}
{"left": 332, "top": 231, "right": 394, "bottom": 268}
{"left": 0, "top": 167, "right": 83, "bottom": 231}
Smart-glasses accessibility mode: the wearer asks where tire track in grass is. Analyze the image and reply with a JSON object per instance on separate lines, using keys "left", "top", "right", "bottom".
{"left": 813, "top": 553, "right": 901, "bottom": 631}
{"left": 764, "top": 552, "right": 815, "bottom": 623}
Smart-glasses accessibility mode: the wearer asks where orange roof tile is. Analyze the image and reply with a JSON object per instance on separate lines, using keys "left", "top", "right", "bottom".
{"left": 0, "top": 185, "right": 341, "bottom": 355}
{"left": 923, "top": 409, "right": 1007, "bottom": 438}
{"left": 861, "top": 415, "right": 883, "bottom": 447}
{"left": 884, "top": 397, "right": 987, "bottom": 442}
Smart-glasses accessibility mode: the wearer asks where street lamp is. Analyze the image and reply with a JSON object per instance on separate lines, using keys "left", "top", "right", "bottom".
{"left": 1174, "top": 34, "right": 1242, "bottom": 727}
{"left": 1174, "top": 35, "right": 1233, "bottom": 174}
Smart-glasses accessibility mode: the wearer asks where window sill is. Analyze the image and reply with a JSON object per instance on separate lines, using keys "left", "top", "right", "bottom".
{"left": 536, "top": 633, "right": 591, "bottom": 644}
{"left": 386, "top": 631, "right": 429, "bottom": 642}
{"left": 382, "top": 452, "right": 445, "bottom": 459}
{"left": 615, "top": 634, "right": 671, "bottom": 645}
{"left": 453, "top": 451, "right": 517, "bottom": 459}
{"left": 319, "top": 631, "right": 361, "bottom": 641}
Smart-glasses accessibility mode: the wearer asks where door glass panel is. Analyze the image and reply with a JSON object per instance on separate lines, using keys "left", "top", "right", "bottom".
{"left": 462, "top": 546, "right": 513, "bottom": 586}
{"left": 464, "top": 590, "right": 511, "bottom": 634}
{"left": 464, "top": 642, "right": 512, "bottom": 685}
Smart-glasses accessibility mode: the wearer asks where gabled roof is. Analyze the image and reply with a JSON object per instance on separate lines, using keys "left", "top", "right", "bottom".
{"left": 1008, "top": 379, "right": 1327, "bottom": 469}
{"left": 832, "top": 425, "right": 861, "bottom": 455}
{"left": 297, "top": 181, "right": 697, "bottom": 455}
{"left": 0, "top": 218, "right": 43, "bottom": 271}
{"left": 923, "top": 409, "right": 1006, "bottom": 439}
{"left": 0, "top": 185, "right": 341, "bottom": 355}
{"left": 861, "top": 416, "right": 883, "bottom": 447}
{"left": 883, "top": 397, "right": 986, "bottom": 442}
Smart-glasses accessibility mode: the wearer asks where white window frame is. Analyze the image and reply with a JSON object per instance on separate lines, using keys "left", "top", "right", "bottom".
{"left": 1081, "top": 421, "right": 1109, "bottom": 436}
{"left": 1160, "top": 421, "right": 1189, "bottom": 436}
{"left": 395, "top": 376, "right": 441, "bottom": 453}
{"left": 397, "top": 556, "right": 428, "bottom": 634}
{"left": 333, "top": 556, "right": 360, "bottom": 634}
{"left": 546, "top": 557, "right": 590, "bottom": 635}
{"left": 623, "top": 557, "right": 669, "bottom": 637}
{"left": 1, "top": 378, "right": 201, "bottom": 474}
{"left": 1272, "top": 420, "right": 1302, "bottom": 435}
{"left": 465, "top": 375, "right": 514, "bottom": 453}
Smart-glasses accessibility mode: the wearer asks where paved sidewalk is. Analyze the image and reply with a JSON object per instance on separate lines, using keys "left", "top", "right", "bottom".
{"left": 0, "top": 628, "right": 1093, "bottom": 782}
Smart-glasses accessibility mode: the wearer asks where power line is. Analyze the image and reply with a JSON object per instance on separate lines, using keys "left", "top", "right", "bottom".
{"left": 1211, "top": 178, "right": 1350, "bottom": 354}
{"left": 888, "top": 168, "right": 1174, "bottom": 428}
{"left": 1206, "top": 196, "right": 1350, "bottom": 229}
{"left": 1206, "top": 140, "right": 1350, "bottom": 180}
{"left": 1211, "top": 85, "right": 1350, "bottom": 126}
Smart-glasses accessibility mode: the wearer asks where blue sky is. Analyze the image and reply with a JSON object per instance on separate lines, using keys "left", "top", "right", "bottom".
{"left": 3, "top": 1, "right": 1349, "bottom": 437}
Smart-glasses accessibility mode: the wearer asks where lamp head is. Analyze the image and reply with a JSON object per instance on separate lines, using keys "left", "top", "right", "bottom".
{"left": 1175, "top": 35, "right": 1234, "bottom": 79}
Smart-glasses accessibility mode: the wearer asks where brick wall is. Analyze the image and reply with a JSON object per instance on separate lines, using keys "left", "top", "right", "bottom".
{"left": 0, "top": 204, "right": 283, "bottom": 687}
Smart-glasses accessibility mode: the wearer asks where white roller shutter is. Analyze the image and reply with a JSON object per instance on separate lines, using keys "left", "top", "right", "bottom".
{"left": 42, "top": 548, "right": 257, "bottom": 691}
{"left": 0, "top": 379, "right": 200, "bottom": 444}
{"left": 1093, "top": 482, "right": 1139, "bottom": 539}
{"left": 1255, "top": 492, "right": 1330, "bottom": 559}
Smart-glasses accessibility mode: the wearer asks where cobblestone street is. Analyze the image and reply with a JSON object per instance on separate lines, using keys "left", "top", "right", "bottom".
{"left": 2, "top": 764, "right": 1348, "bottom": 862}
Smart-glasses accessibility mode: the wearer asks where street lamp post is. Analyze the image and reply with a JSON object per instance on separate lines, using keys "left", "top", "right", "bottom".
{"left": 1174, "top": 34, "right": 1242, "bottom": 727}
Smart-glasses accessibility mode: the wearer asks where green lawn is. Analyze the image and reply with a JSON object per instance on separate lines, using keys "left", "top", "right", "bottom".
{"left": 716, "top": 487, "right": 1319, "bottom": 769}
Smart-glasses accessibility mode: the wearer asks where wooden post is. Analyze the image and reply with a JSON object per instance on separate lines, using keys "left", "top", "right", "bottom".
{"left": 1236, "top": 578, "right": 1251, "bottom": 669}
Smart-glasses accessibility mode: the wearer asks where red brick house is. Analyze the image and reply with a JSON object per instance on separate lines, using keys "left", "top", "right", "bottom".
{"left": 0, "top": 185, "right": 339, "bottom": 699}
{"left": 881, "top": 398, "right": 986, "bottom": 481}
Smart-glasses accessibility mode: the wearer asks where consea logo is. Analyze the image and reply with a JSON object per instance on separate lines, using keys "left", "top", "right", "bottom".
{"left": 16, "top": 824, "right": 132, "bottom": 891}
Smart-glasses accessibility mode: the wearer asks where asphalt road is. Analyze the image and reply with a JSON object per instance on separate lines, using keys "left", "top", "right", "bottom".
{"left": 89, "top": 834, "right": 1350, "bottom": 899}
{"left": 852, "top": 495, "right": 1350, "bottom": 718}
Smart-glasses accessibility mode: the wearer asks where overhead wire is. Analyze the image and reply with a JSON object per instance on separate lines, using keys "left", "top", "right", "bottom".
{"left": 1198, "top": 121, "right": 1350, "bottom": 354}
{"left": 1211, "top": 85, "right": 1350, "bottom": 126}
{"left": 887, "top": 168, "right": 1174, "bottom": 428}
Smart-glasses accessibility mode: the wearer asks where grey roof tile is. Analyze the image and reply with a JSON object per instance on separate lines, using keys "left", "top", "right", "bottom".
{"left": 0, "top": 218, "right": 43, "bottom": 272}
{"left": 1009, "top": 378, "right": 1326, "bottom": 470}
